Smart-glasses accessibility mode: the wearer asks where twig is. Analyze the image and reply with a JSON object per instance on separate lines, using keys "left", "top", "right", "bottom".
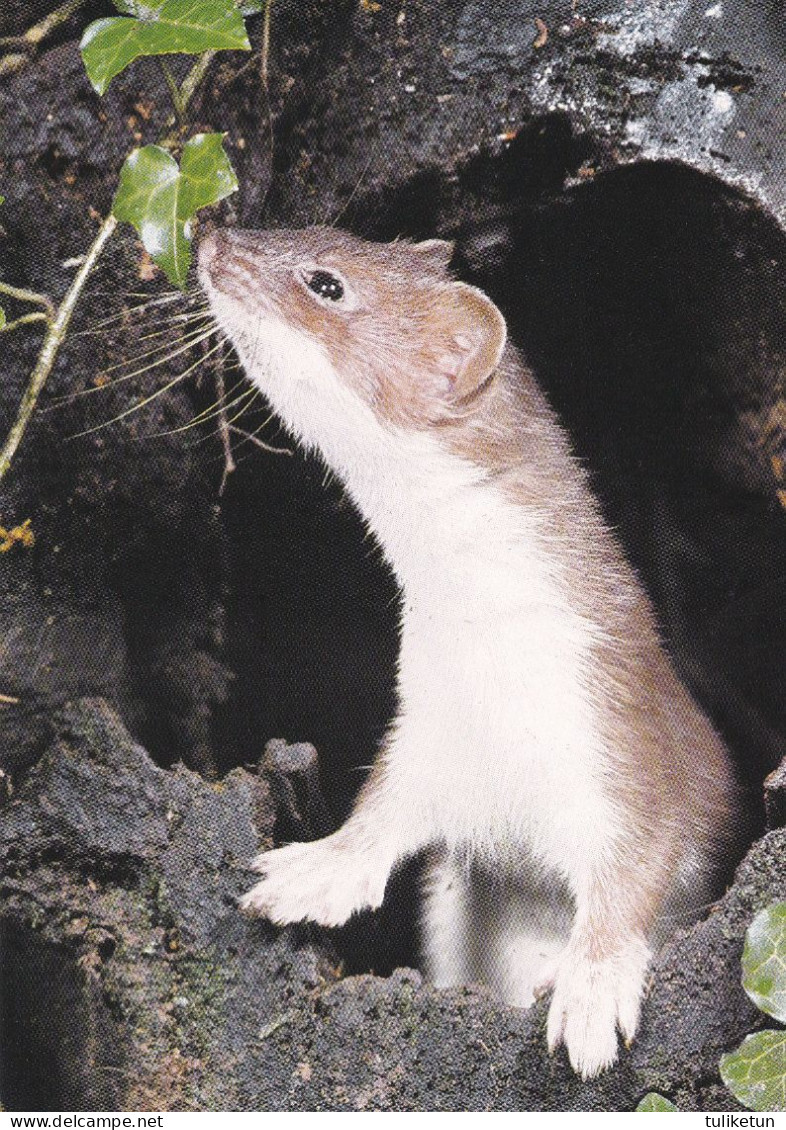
{"left": 0, "top": 0, "right": 88, "bottom": 53}
{"left": 257, "top": 1009, "right": 298, "bottom": 1042}
{"left": 228, "top": 424, "right": 292, "bottom": 457}
{"left": 0, "top": 54, "right": 27, "bottom": 78}
{"left": 0, "top": 312, "right": 51, "bottom": 335}
{"left": 0, "top": 281, "right": 55, "bottom": 321}
{"left": 260, "top": 0, "right": 273, "bottom": 90}
{"left": 213, "top": 348, "right": 237, "bottom": 494}
{"left": 259, "top": 0, "right": 275, "bottom": 173}
{"left": 0, "top": 214, "right": 118, "bottom": 483}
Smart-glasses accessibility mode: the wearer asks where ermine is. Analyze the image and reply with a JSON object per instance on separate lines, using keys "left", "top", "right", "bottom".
{"left": 198, "top": 227, "right": 740, "bottom": 1079}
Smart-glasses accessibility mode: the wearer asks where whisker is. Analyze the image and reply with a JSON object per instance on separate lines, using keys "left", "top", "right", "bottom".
{"left": 67, "top": 335, "right": 228, "bottom": 439}
{"left": 81, "top": 293, "right": 208, "bottom": 327}
{"left": 70, "top": 292, "right": 191, "bottom": 335}
{"left": 132, "top": 320, "right": 213, "bottom": 345}
{"left": 44, "top": 326, "right": 220, "bottom": 413}
{"left": 69, "top": 325, "right": 219, "bottom": 395}
{"left": 147, "top": 382, "right": 257, "bottom": 437}
{"left": 82, "top": 290, "right": 189, "bottom": 300}
{"left": 73, "top": 307, "right": 214, "bottom": 342}
{"left": 326, "top": 151, "right": 375, "bottom": 227}
{"left": 191, "top": 395, "right": 290, "bottom": 457}
{"left": 206, "top": 384, "right": 259, "bottom": 425}
{"left": 222, "top": 387, "right": 263, "bottom": 428}
{"left": 226, "top": 402, "right": 283, "bottom": 447}
{"left": 134, "top": 314, "right": 217, "bottom": 345}
{"left": 252, "top": 407, "right": 285, "bottom": 438}
{"left": 120, "top": 314, "right": 215, "bottom": 353}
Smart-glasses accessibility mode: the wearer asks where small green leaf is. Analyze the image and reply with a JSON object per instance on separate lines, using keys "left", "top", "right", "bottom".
{"left": 236, "top": 1, "right": 264, "bottom": 13}
{"left": 742, "top": 903, "right": 786, "bottom": 1024}
{"left": 636, "top": 1093, "right": 678, "bottom": 1112}
{"left": 81, "top": 0, "right": 251, "bottom": 95}
{"left": 112, "top": 132, "right": 238, "bottom": 288}
{"left": 721, "top": 1030, "right": 786, "bottom": 1112}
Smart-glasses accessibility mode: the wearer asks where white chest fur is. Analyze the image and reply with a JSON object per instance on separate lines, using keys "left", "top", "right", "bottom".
{"left": 356, "top": 429, "right": 617, "bottom": 882}
{"left": 231, "top": 316, "right": 619, "bottom": 881}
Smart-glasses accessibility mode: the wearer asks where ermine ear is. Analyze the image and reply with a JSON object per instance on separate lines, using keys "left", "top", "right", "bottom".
{"left": 434, "top": 283, "right": 507, "bottom": 399}
{"left": 412, "top": 238, "right": 455, "bottom": 270}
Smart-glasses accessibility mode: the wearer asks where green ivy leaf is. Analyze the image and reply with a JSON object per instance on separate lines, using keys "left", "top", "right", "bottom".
{"left": 80, "top": 0, "right": 251, "bottom": 95}
{"left": 112, "top": 132, "right": 238, "bottom": 288}
{"left": 721, "top": 1030, "right": 786, "bottom": 1112}
{"left": 635, "top": 1094, "right": 678, "bottom": 1112}
{"left": 742, "top": 903, "right": 786, "bottom": 1024}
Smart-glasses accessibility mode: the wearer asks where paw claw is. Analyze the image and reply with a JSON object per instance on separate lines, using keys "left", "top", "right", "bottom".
{"left": 546, "top": 1000, "right": 566, "bottom": 1055}
{"left": 543, "top": 936, "right": 651, "bottom": 1078}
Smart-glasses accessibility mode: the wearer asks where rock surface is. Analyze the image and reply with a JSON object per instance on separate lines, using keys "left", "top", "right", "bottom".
{"left": 2, "top": 699, "right": 784, "bottom": 1111}
{"left": 267, "top": 0, "right": 786, "bottom": 230}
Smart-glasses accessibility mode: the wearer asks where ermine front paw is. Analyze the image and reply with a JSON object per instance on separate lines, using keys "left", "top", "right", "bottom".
{"left": 239, "top": 834, "right": 388, "bottom": 927}
{"left": 545, "top": 936, "right": 651, "bottom": 1079}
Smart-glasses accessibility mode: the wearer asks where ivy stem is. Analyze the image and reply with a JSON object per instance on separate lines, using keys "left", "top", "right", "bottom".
{"left": 160, "top": 59, "right": 187, "bottom": 125}
{"left": 0, "top": 0, "right": 88, "bottom": 52}
{"left": 0, "top": 312, "right": 51, "bottom": 335}
{"left": 159, "top": 52, "right": 214, "bottom": 143}
{"left": 0, "top": 33, "right": 224, "bottom": 484}
{"left": 255, "top": 0, "right": 275, "bottom": 200}
{"left": 0, "top": 281, "right": 55, "bottom": 320}
{"left": 261, "top": 0, "right": 273, "bottom": 90}
{"left": 180, "top": 50, "right": 217, "bottom": 115}
{"left": 0, "top": 214, "right": 118, "bottom": 484}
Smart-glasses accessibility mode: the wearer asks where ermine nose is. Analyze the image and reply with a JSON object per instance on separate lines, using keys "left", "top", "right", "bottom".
{"left": 197, "top": 229, "right": 222, "bottom": 272}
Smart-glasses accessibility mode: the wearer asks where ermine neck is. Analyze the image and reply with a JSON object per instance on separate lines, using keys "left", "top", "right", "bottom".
{"left": 337, "top": 425, "right": 540, "bottom": 612}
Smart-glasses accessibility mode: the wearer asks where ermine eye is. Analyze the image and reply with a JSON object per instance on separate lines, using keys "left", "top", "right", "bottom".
{"left": 306, "top": 270, "right": 344, "bottom": 301}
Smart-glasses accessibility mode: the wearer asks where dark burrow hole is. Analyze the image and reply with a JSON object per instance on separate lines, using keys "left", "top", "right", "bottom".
{"left": 454, "top": 161, "right": 786, "bottom": 795}
{"left": 115, "top": 155, "right": 786, "bottom": 981}
{"left": 205, "top": 157, "right": 785, "bottom": 976}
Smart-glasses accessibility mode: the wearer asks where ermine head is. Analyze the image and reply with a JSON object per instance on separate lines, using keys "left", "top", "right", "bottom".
{"left": 198, "top": 228, "right": 507, "bottom": 444}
